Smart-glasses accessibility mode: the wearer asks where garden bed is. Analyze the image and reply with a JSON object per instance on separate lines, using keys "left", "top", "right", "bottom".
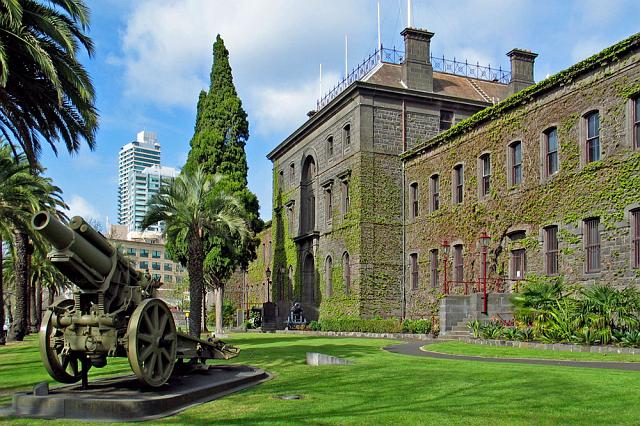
{"left": 458, "top": 337, "right": 640, "bottom": 355}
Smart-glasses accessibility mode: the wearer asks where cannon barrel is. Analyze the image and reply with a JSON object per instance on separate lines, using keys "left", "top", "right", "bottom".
{"left": 33, "top": 212, "right": 113, "bottom": 290}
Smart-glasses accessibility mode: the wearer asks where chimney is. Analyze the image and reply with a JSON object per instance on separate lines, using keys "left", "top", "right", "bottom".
{"left": 401, "top": 27, "right": 434, "bottom": 92}
{"left": 507, "top": 49, "right": 538, "bottom": 95}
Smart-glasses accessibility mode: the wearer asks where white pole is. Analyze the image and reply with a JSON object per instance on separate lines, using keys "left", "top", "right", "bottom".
{"left": 345, "top": 33, "right": 348, "bottom": 78}
{"left": 408, "top": 0, "right": 412, "bottom": 28}
{"left": 377, "top": 1, "right": 381, "bottom": 56}
{"left": 319, "top": 63, "right": 323, "bottom": 97}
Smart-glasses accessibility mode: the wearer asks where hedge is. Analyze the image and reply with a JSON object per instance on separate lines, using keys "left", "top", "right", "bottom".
{"left": 318, "top": 318, "right": 403, "bottom": 333}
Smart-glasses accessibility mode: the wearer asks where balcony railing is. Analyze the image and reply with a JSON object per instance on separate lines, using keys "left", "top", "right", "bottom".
{"left": 316, "top": 46, "right": 511, "bottom": 111}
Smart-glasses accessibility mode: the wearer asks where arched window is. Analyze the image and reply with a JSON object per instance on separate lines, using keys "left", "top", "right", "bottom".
{"left": 543, "top": 128, "right": 559, "bottom": 176}
{"left": 301, "top": 156, "right": 316, "bottom": 233}
{"left": 410, "top": 182, "right": 419, "bottom": 218}
{"left": 430, "top": 174, "right": 439, "bottom": 211}
{"left": 325, "top": 256, "right": 333, "bottom": 297}
{"left": 508, "top": 141, "right": 522, "bottom": 186}
{"left": 288, "top": 265, "right": 294, "bottom": 300}
{"left": 584, "top": 111, "right": 600, "bottom": 163}
{"left": 342, "top": 251, "right": 351, "bottom": 294}
{"left": 343, "top": 124, "right": 351, "bottom": 146}
{"left": 327, "top": 136, "right": 334, "bottom": 157}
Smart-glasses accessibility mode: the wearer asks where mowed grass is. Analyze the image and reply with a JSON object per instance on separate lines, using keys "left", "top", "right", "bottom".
{"left": 425, "top": 341, "right": 640, "bottom": 363}
{"left": 0, "top": 333, "right": 639, "bottom": 425}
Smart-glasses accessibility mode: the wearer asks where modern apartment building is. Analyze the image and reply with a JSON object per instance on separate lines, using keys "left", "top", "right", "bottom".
{"left": 117, "top": 131, "right": 162, "bottom": 231}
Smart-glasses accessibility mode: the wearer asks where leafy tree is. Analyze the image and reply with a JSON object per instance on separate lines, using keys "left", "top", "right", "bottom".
{"left": 142, "top": 167, "right": 249, "bottom": 338}
{"left": 182, "top": 35, "right": 261, "bottom": 333}
{"left": 0, "top": 0, "right": 97, "bottom": 340}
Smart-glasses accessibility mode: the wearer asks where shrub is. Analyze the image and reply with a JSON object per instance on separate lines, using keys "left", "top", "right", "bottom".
{"left": 502, "top": 327, "right": 519, "bottom": 341}
{"left": 466, "top": 320, "right": 482, "bottom": 338}
{"left": 480, "top": 321, "right": 505, "bottom": 340}
{"left": 308, "top": 320, "right": 321, "bottom": 331}
{"left": 402, "top": 319, "right": 432, "bottom": 334}
{"left": 319, "top": 318, "right": 403, "bottom": 333}
{"left": 619, "top": 330, "right": 640, "bottom": 348}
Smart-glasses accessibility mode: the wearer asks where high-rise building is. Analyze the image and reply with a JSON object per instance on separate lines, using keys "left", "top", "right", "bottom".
{"left": 118, "top": 131, "right": 177, "bottom": 232}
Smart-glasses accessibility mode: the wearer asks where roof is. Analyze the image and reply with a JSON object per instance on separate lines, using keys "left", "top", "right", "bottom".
{"left": 402, "top": 32, "right": 640, "bottom": 161}
{"left": 363, "top": 62, "right": 509, "bottom": 103}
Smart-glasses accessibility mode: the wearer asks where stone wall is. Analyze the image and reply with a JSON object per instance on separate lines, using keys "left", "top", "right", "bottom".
{"left": 404, "top": 46, "right": 640, "bottom": 318}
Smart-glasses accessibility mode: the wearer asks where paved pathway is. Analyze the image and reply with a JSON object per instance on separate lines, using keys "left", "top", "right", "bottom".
{"left": 383, "top": 341, "right": 640, "bottom": 371}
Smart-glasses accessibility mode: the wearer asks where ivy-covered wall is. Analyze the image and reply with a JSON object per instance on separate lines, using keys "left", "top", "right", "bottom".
{"left": 403, "top": 44, "right": 640, "bottom": 318}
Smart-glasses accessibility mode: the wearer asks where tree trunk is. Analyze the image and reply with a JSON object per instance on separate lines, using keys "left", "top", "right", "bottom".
{"left": 9, "top": 232, "right": 29, "bottom": 341}
{"left": 0, "top": 240, "right": 5, "bottom": 345}
{"left": 35, "top": 278, "right": 42, "bottom": 329}
{"left": 202, "top": 289, "right": 208, "bottom": 333}
{"left": 186, "top": 233, "right": 204, "bottom": 338}
{"left": 29, "top": 274, "right": 37, "bottom": 332}
{"left": 215, "top": 285, "right": 224, "bottom": 335}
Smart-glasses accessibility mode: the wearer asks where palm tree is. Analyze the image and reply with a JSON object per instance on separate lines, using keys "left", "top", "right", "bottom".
{"left": 0, "top": 144, "right": 38, "bottom": 343}
{"left": 0, "top": 144, "right": 66, "bottom": 341}
{"left": 0, "top": 0, "right": 97, "bottom": 166}
{"left": 142, "top": 167, "right": 249, "bottom": 337}
{"left": 0, "top": 0, "right": 97, "bottom": 340}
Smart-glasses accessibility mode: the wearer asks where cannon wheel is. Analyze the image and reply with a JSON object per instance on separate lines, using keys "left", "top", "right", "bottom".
{"left": 39, "top": 298, "right": 84, "bottom": 383}
{"left": 127, "top": 298, "right": 177, "bottom": 387}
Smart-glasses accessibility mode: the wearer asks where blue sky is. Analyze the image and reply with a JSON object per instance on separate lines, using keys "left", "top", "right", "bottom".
{"left": 39, "top": 0, "right": 640, "bottom": 225}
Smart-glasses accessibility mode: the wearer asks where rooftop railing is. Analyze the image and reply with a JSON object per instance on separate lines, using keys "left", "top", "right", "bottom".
{"left": 316, "top": 46, "right": 511, "bottom": 111}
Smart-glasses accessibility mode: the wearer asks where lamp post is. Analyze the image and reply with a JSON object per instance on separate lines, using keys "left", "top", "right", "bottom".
{"left": 480, "top": 232, "right": 491, "bottom": 315}
{"left": 265, "top": 267, "right": 271, "bottom": 303}
{"left": 442, "top": 240, "right": 450, "bottom": 294}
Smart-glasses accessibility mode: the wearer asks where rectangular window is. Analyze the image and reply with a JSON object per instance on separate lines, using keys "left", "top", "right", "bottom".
{"left": 139, "top": 261, "right": 148, "bottom": 270}
{"left": 152, "top": 262, "right": 161, "bottom": 271}
{"left": 289, "top": 163, "right": 295, "bottom": 184}
{"left": 586, "top": 112, "right": 600, "bottom": 162}
{"left": 511, "top": 141, "right": 522, "bottom": 186}
{"left": 440, "top": 110, "right": 454, "bottom": 131}
{"left": 287, "top": 204, "right": 295, "bottom": 234}
{"left": 342, "top": 180, "right": 350, "bottom": 215}
{"left": 430, "top": 249, "right": 439, "bottom": 288}
{"left": 139, "top": 249, "right": 149, "bottom": 258}
{"left": 585, "top": 218, "right": 601, "bottom": 273}
{"left": 278, "top": 170, "right": 284, "bottom": 192}
{"left": 634, "top": 98, "right": 640, "bottom": 149}
{"left": 480, "top": 154, "right": 491, "bottom": 197}
{"left": 164, "top": 275, "right": 173, "bottom": 283}
{"left": 127, "top": 247, "right": 136, "bottom": 256}
{"left": 327, "top": 137, "right": 334, "bottom": 157}
{"left": 325, "top": 187, "right": 332, "bottom": 224}
{"left": 164, "top": 263, "right": 172, "bottom": 271}
{"left": 453, "top": 165, "right": 463, "bottom": 204}
{"left": 430, "top": 175, "right": 440, "bottom": 211}
{"left": 453, "top": 244, "right": 463, "bottom": 283}
{"left": 633, "top": 210, "right": 640, "bottom": 268}
{"left": 546, "top": 128, "right": 559, "bottom": 176}
{"left": 544, "top": 226, "right": 559, "bottom": 275}
{"left": 410, "top": 253, "right": 419, "bottom": 290}
{"left": 343, "top": 124, "right": 351, "bottom": 146}
{"left": 152, "top": 250, "right": 161, "bottom": 259}
{"left": 510, "top": 249, "right": 526, "bottom": 280}
{"left": 410, "top": 183, "right": 419, "bottom": 218}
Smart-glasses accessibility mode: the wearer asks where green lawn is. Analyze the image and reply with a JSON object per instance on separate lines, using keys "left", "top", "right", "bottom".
{"left": 1, "top": 333, "right": 640, "bottom": 425}
{"left": 425, "top": 341, "right": 640, "bottom": 363}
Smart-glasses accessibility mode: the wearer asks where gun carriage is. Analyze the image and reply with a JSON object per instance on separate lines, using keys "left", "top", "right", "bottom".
{"left": 33, "top": 212, "right": 238, "bottom": 388}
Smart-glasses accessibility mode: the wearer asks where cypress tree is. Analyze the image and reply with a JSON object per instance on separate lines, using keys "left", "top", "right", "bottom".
{"left": 182, "top": 35, "right": 261, "bottom": 332}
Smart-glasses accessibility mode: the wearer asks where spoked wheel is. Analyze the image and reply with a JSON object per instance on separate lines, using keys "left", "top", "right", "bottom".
{"left": 39, "top": 298, "right": 84, "bottom": 383}
{"left": 127, "top": 298, "right": 177, "bottom": 387}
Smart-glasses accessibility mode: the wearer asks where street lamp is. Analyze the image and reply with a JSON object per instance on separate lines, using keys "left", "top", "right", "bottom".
{"left": 479, "top": 232, "right": 491, "bottom": 315}
{"left": 265, "top": 266, "right": 271, "bottom": 303}
{"left": 442, "top": 240, "right": 450, "bottom": 294}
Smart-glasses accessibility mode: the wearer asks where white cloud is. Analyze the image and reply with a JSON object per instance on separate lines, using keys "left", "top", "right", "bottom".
{"left": 66, "top": 195, "right": 103, "bottom": 222}
{"left": 116, "top": 0, "right": 372, "bottom": 109}
{"left": 252, "top": 71, "right": 340, "bottom": 135}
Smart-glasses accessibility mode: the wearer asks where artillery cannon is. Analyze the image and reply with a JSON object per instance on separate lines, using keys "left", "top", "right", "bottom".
{"left": 33, "top": 212, "right": 238, "bottom": 388}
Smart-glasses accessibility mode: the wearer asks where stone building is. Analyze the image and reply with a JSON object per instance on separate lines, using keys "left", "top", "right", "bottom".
{"left": 403, "top": 32, "right": 640, "bottom": 329}
{"left": 227, "top": 28, "right": 640, "bottom": 329}
{"left": 264, "top": 27, "right": 533, "bottom": 322}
